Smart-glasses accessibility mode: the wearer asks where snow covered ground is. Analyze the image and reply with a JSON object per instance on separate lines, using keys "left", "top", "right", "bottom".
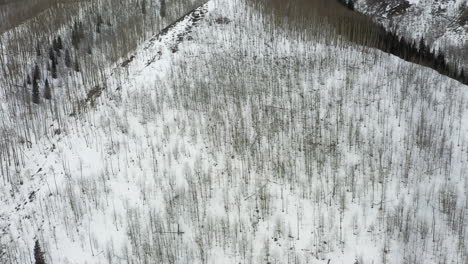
{"left": 1, "top": 0, "right": 467, "bottom": 263}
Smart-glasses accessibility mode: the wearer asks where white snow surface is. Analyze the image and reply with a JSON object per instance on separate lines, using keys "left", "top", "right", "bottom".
{"left": 1, "top": 0, "right": 467, "bottom": 263}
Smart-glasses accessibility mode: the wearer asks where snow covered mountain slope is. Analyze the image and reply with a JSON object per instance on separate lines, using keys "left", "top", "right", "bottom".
{"left": 1, "top": 0, "right": 467, "bottom": 263}
{"left": 355, "top": 0, "right": 468, "bottom": 64}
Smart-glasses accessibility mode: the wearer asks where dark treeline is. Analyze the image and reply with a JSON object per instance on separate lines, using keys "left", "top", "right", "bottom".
{"left": 339, "top": 0, "right": 468, "bottom": 85}
{"left": 248, "top": 0, "right": 468, "bottom": 85}
{"left": 379, "top": 28, "right": 467, "bottom": 84}
{"left": 337, "top": 0, "right": 355, "bottom": 11}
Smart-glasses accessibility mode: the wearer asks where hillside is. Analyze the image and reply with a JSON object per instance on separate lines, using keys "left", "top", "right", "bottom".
{"left": 354, "top": 0, "right": 468, "bottom": 65}
{"left": 1, "top": 0, "right": 467, "bottom": 263}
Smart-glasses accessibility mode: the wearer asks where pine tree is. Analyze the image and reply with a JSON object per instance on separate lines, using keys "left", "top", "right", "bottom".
{"left": 337, "top": 0, "right": 347, "bottom": 7}
{"left": 78, "top": 22, "right": 85, "bottom": 40}
{"left": 32, "top": 79, "right": 40, "bottom": 104}
{"left": 33, "top": 64, "right": 41, "bottom": 81}
{"left": 97, "top": 14, "right": 103, "bottom": 26}
{"left": 96, "top": 14, "right": 102, "bottom": 33}
{"left": 44, "top": 79, "right": 51, "bottom": 100}
{"left": 49, "top": 47, "right": 55, "bottom": 62}
{"left": 71, "top": 31, "right": 78, "bottom": 48}
{"left": 57, "top": 36, "right": 63, "bottom": 50}
{"left": 23, "top": 81, "right": 28, "bottom": 101}
{"left": 36, "top": 43, "right": 41, "bottom": 57}
{"left": 347, "top": 0, "right": 355, "bottom": 10}
{"left": 53, "top": 38, "right": 59, "bottom": 52}
{"left": 74, "top": 59, "right": 80, "bottom": 72}
{"left": 51, "top": 60, "right": 58, "bottom": 79}
{"left": 418, "top": 37, "right": 426, "bottom": 52}
{"left": 160, "top": 0, "right": 166, "bottom": 18}
{"left": 34, "top": 240, "right": 46, "bottom": 264}
{"left": 418, "top": 37, "right": 427, "bottom": 63}
{"left": 436, "top": 48, "right": 445, "bottom": 71}
{"left": 399, "top": 37, "right": 408, "bottom": 60}
{"left": 71, "top": 21, "right": 81, "bottom": 48}
{"left": 65, "top": 49, "right": 71, "bottom": 68}
{"left": 142, "top": 0, "right": 147, "bottom": 15}
{"left": 462, "top": 69, "right": 468, "bottom": 85}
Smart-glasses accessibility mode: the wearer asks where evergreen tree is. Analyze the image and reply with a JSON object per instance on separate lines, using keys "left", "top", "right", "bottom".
{"left": 65, "top": 49, "right": 71, "bottom": 68}
{"left": 51, "top": 60, "right": 58, "bottom": 79}
{"left": 71, "top": 21, "right": 81, "bottom": 48}
{"left": 337, "top": 0, "right": 347, "bottom": 7}
{"left": 142, "top": 0, "right": 147, "bottom": 15}
{"left": 160, "top": 0, "right": 166, "bottom": 18}
{"left": 418, "top": 37, "right": 428, "bottom": 63}
{"left": 32, "top": 79, "right": 40, "bottom": 104}
{"left": 418, "top": 37, "right": 426, "bottom": 52}
{"left": 399, "top": 37, "right": 408, "bottom": 60}
{"left": 74, "top": 59, "right": 80, "bottom": 72}
{"left": 427, "top": 48, "right": 435, "bottom": 67}
{"left": 347, "top": 0, "right": 355, "bottom": 10}
{"left": 97, "top": 14, "right": 103, "bottom": 26}
{"left": 462, "top": 70, "right": 468, "bottom": 85}
{"left": 436, "top": 48, "right": 445, "bottom": 71}
{"left": 36, "top": 43, "right": 41, "bottom": 57}
{"left": 71, "top": 31, "right": 77, "bottom": 48}
{"left": 26, "top": 74, "right": 31, "bottom": 85}
{"left": 34, "top": 240, "right": 46, "bottom": 264}
{"left": 33, "top": 64, "right": 41, "bottom": 81}
{"left": 96, "top": 14, "right": 103, "bottom": 33}
{"left": 23, "top": 81, "right": 28, "bottom": 101}
{"left": 80, "top": 21, "right": 84, "bottom": 32}
{"left": 49, "top": 47, "right": 55, "bottom": 62}
{"left": 53, "top": 38, "right": 59, "bottom": 52}
{"left": 57, "top": 36, "right": 63, "bottom": 50}
{"left": 44, "top": 79, "right": 51, "bottom": 100}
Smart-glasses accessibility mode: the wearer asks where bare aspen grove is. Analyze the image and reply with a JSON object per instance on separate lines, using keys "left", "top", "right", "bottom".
{"left": 0, "top": 0, "right": 467, "bottom": 263}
